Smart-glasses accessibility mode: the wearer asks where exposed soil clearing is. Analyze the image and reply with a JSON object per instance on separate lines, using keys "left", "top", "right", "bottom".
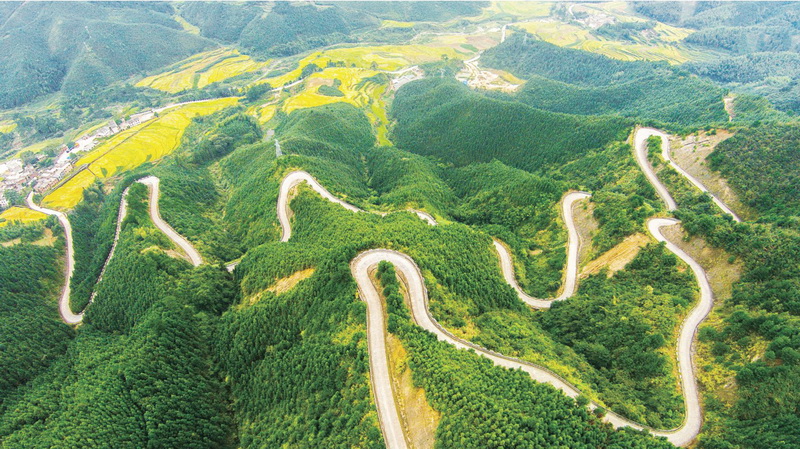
{"left": 580, "top": 233, "right": 649, "bottom": 278}
{"left": 669, "top": 130, "right": 752, "bottom": 220}
{"left": 1, "top": 228, "right": 56, "bottom": 247}
{"left": 374, "top": 270, "right": 440, "bottom": 449}
{"left": 266, "top": 267, "right": 315, "bottom": 295}
{"left": 662, "top": 223, "right": 744, "bottom": 408}
{"left": 572, "top": 199, "right": 598, "bottom": 265}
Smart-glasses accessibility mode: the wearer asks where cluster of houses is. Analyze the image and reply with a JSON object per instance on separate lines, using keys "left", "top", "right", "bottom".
{"left": 0, "top": 109, "right": 155, "bottom": 210}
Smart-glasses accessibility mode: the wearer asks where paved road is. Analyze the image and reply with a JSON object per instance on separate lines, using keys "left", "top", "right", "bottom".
{"left": 351, "top": 252, "right": 411, "bottom": 449}
{"left": 279, "top": 170, "right": 709, "bottom": 446}
{"left": 494, "top": 191, "right": 590, "bottom": 308}
{"left": 634, "top": 128, "right": 678, "bottom": 211}
{"left": 349, "top": 217, "right": 707, "bottom": 447}
{"left": 26, "top": 192, "right": 82, "bottom": 325}
{"left": 277, "top": 170, "right": 436, "bottom": 242}
{"left": 637, "top": 127, "right": 741, "bottom": 222}
{"left": 28, "top": 177, "right": 202, "bottom": 325}
{"left": 648, "top": 217, "right": 711, "bottom": 446}
{"left": 138, "top": 176, "right": 203, "bottom": 267}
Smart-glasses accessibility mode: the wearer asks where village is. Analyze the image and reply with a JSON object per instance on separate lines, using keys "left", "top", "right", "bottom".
{"left": 0, "top": 109, "right": 156, "bottom": 210}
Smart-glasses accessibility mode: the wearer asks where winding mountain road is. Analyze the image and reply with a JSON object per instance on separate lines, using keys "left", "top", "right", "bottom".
{"left": 138, "top": 176, "right": 203, "bottom": 267}
{"left": 276, "top": 159, "right": 708, "bottom": 446}
{"left": 26, "top": 192, "right": 81, "bottom": 325}
{"left": 29, "top": 132, "right": 723, "bottom": 446}
{"left": 494, "top": 191, "right": 590, "bottom": 308}
{"left": 277, "top": 170, "right": 437, "bottom": 243}
{"left": 635, "top": 127, "right": 741, "bottom": 221}
{"left": 27, "top": 177, "right": 201, "bottom": 325}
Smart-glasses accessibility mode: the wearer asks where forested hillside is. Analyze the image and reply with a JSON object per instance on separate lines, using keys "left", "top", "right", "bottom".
{"left": 0, "top": 2, "right": 213, "bottom": 108}
{"left": 0, "top": 222, "right": 73, "bottom": 404}
{"left": 482, "top": 34, "right": 729, "bottom": 128}
{"left": 5, "top": 2, "right": 800, "bottom": 448}
{"left": 1, "top": 185, "right": 236, "bottom": 448}
{"left": 707, "top": 123, "right": 800, "bottom": 217}
{"left": 391, "top": 78, "right": 630, "bottom": 173}
{"left": 635, "top": 1, "right": 800, "bottom": 114}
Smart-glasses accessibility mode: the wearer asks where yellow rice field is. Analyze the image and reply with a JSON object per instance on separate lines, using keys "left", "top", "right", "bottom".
{"left": 381, "top": 20, "right": 415, "bottom": 28}
{"left": 257, "top": 105, "right": 278, "bottom": 125}
{"left": 42, "top": 170, "right": 98, "bottom": 210}
{"left": 282, "top": 67, "right": 391, "bottom": 145}
{"left": 0, "top": 121, "right": 16, "bottom": 134}
{"left": 0, "top": 206, "right": 48, "bottom": 227}
{"left": 44, "top": 97, "right": 238, "bottom": 209}
{"left": 516, "top": 20, "right": 699, "bottom": 64}
{"left": 137, "top": 48, "right": 269, "bottom": 93}
{"left": 260, "top": 44, "right": 463, "bottom": 89}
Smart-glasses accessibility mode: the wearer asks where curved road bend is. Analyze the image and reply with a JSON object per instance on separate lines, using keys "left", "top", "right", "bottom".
{"left": 138, "top": 176, "right": 203, "bottom": 267}
{"left": 281, "top": 174, "right": 706, "bottom": 445}
{"left": 634, "top": 128, "right": 678, "bottom": 211}
{"left": 494, "top": 191, "right": 591, "bottom": 308}
{"left": 26, "top": 192, "right": 81, "bottom": 325}
{"left": 350, "top": 218, "right": 709, "bottom": 447}
{"left": 635, "top": 128, "right": 741, "bottom": 222}
{"left": 27, "top": 177, "right": 202, "bottom": 324}
{"left": 277, "top": 170, "right": 436, "bottom": 242}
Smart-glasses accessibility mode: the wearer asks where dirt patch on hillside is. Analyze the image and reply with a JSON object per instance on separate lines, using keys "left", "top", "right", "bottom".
{"left": 669, "top": 130, "right": 754, "bottom": 220}
{"left": 266, "top": 267, "right": 315, "bottom": 295}
{"left": 572, "top": 199, "right": 598, "bottom": 266}
{"left": 580, "top": 233, "right": 649, "bottom": 278}
{"left": 380, "top": 270, "right": 440, "bottom": 449}
{"left": 661, "top": 224, "right": 742, "bottom": 302}
{"left": 1, "top": 228, "right": 56, "bottom": 247}
{"left": 661, "top": 222, "right": 744, "bottom": 407}
{"left": 387, "top": 334, "right": 440, "bottom": 449}
{"left": 306, "top": 77, "right": 333, "bottom": 89}
{"left": 244, "top": 268, "right": 316, "bottom": 306}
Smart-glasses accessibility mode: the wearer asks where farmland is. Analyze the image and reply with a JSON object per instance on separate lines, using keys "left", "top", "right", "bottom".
{"left": 137, "top": 48, "right": 270, "bottom": 93}
{"left": 514, "top": 20, "right": 701, "bottom": 64}
{"left": 0, "top": 120, "right": 16, "bottom": 134}
{"left": 0, "top": 206, "right": 47, "bottom": 227}
{"left": 42, "top": 97, "right": 239, "bottom": 209}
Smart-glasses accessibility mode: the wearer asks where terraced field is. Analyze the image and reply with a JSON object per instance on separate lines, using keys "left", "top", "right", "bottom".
{"left": 515, "top": 20, "right": 701, "bottom": 64}
{"left": 0, "top": 120, "right": 16, "bottom": 134}
{"left": 137, "top": 48, "right": 270, "bottom": 93}
{"left": 43, "top": 97, "right": 239, "bottom": 209}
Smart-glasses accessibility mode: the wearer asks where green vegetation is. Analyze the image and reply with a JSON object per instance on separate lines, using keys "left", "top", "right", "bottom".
{"left": 676, "top": 206, "right": 800, "bottom": 448}
{"left": 708, "top": 124, "right": 800, "bottom": 217}
{"left": 378, "top": 262, "right": 675, "bottom": 448}
{"left": 634, "top": 1, "right": 800, "bottom": 114}
{"left": 68, "top": 180, "right": 134, "bottom": 313}
{"left": 482, "top": 34, "right": 729, "bottom": 128}
{"left": 542, "top": 244, "right": 693, "bottom": 428}
{"left": 0, "top": 2, "right": 213, "bottom": 108}
{"left": 1, "top": 184, "right": 236, "bottom": 448}
{"left": 391, "top": 78, "right": 630, "bottom": 173}
{"left": 0, "top": 225, "right": 73, "bottom": 404}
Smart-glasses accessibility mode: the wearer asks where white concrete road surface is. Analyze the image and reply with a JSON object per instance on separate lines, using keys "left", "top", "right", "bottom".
{"left": 637, "top": 127, "right": 741, "bottom": 222}
{"left": 494, "top": 191, "right": 590, "bottom": 308}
